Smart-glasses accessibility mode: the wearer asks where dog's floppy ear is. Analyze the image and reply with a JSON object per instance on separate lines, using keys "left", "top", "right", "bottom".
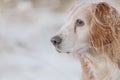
{"left": 93, "top": 2, "right": 117, "bottom": 26}
{"left": 90, "top": 2, "right": 119, "bottom": 48}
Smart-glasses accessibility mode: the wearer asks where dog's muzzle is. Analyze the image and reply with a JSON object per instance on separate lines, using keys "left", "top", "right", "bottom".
{"left": 51, "top": 36, "right": 62, "bottom": 46}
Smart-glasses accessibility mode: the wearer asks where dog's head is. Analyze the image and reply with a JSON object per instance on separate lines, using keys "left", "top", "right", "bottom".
{"left": 51, "top": 2, "right": 120, "bottom": 54}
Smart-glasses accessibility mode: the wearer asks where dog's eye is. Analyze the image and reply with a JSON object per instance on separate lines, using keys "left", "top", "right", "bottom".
{"left": 76, "top": 19, "right": 84, "bottom": 27}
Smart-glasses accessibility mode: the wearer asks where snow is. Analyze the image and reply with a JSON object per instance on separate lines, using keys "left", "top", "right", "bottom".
{"left": 0, "top": 4, "right": 81, "bottom": 80}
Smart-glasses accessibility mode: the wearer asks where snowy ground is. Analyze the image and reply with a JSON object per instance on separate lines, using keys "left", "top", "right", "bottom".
{"left": 0, "top": 4, "right": 81, "bottom": 80}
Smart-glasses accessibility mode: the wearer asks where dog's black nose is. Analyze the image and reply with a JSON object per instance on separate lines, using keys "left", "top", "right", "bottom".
{"left": 51, "top": 36, "right": 62, "bottom": 46}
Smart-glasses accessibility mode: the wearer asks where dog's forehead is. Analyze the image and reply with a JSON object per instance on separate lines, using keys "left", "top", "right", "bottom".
{"left": 74, "top": 7, "right": 90, "bottom": 18}
{"left": 67, "top": 5, "right": 91, "bottom": 21}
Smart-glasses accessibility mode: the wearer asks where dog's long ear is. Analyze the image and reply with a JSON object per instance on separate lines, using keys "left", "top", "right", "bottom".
{"left": 93, "top": 2, "right": 117, "bottom": 26}
{"left": 90, "top": 2, "right": 119, "bottom": 48}
{"left": 90, "top": 2, "right": 120, "bottom": 67}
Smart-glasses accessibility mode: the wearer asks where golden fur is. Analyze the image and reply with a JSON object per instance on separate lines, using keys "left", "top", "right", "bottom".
{"left": 90, "top": 2, "right": 120, "bottom": 62}
{"left": 79, "top": 2, "right": 120, "bottom": 80}
{"left": 51, "top": 1, "right": 120, "bottom": 80}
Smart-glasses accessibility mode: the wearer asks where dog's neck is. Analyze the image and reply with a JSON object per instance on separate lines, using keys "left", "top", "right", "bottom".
{"left": 79, "top": 48, "right": 120, "bottom": 80}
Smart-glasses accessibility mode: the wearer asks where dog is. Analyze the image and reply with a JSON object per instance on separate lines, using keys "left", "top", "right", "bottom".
{"left": 51, "top": 2, "right": 120, "bottom": 80}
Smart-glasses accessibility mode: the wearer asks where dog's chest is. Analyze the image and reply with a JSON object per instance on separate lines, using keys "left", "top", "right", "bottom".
{"left": 82, "top": 54, "right": 120, "bottom": 80}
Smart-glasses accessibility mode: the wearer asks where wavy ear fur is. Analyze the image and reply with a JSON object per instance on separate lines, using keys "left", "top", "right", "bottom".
{"left": 94, "top": 2, "right": 112, "bottom": 25}
{"left": 89, "top": 2, "right": 120, "bottom": 66}
{"left": 93, "top": 2, "right": 119, "bottom": 26}
{"left": 90, "top": 2, "right": 120, "bottom": 48}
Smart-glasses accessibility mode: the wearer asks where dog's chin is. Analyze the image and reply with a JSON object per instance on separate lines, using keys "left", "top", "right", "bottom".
{"left": 56, "top": 48, "right": 71, "bottom": 54}
{"left": 56, "top": 46, "right": 89, "bottom": 54}
{"left": 56, "top": 49, "right": 62, "bottom": 53}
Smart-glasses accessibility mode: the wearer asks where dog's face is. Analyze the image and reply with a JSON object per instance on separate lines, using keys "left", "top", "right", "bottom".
{"left": 51, "top": 6, "right": 91, "bottom": 54}
{"left": 51, "top": 2, "right": 119, "bottom": 54}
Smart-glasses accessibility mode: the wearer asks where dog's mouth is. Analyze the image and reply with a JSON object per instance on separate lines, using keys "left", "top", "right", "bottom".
{"left": 55, "top": 46, "right": 89, "bottom": 54}
{"left": 56, "top": 49, "right": 62, "bottom": 53}
{"left": 55, "top": 45, "right": 62, "bottom": 53}
{"left": 56, "top": 47, "right": 70, "bottom": 54}
{"left": 56, "top": 49, "right": 70, "bottom": 54}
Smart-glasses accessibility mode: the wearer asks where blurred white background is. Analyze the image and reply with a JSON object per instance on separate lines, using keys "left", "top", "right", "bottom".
{"left": 0, "top": 0, "right": 81, "bottom": 80}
